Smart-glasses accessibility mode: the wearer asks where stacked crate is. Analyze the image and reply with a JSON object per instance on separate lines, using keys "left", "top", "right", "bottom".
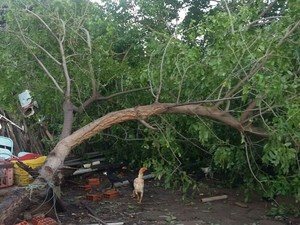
{"left": 0, "top": 160, "right": 14, "bottom": 188}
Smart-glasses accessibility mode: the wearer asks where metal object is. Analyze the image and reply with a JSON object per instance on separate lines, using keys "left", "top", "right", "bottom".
{"left": 18, "top": 90, "right": 38, "bottom": 117}
{"left": 0, "top": 113, "right": 24, "bottom": 131}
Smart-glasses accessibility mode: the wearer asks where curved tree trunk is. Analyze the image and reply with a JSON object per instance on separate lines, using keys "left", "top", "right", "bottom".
{"left": 0, "top": 103, "right": 268, "bottom": 224}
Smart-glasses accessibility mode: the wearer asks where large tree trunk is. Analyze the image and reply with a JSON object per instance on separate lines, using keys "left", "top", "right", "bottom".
{"left": 60, "top": 100, "right": 74, "bottom": 140}
{"left": 0, "top": 103, "right": 268, "bottom": 224}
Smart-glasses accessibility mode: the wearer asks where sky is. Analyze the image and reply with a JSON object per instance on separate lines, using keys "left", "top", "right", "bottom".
{"left": 89, "top": 0, "right": 219, "bottom": 22}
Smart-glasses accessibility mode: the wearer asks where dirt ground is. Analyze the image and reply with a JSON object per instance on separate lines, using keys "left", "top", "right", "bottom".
{"left": 34, "top": 174, "right": 299, "bottom": 225}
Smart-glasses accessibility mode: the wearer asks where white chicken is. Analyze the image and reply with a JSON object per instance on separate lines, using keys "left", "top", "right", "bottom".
{"left": 133, "top": 167, "right": 147, "bottom": 203}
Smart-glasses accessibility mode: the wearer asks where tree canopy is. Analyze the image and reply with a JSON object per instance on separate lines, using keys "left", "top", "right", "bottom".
{"left": 0, "top": 0, "right": 299, "bottom": 202}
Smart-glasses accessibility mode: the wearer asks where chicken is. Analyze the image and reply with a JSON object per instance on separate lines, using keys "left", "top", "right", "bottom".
{"left": 201, "top": 167, "right": 213, "bottom": 179}
{"left": 133, "top": 167, "right": 147, "bottom": 203}
{"left": 103, "top": 162, "right": 128, "bottom": 190}
{"left": 103, "top": 168, "right": 124, "bottom": 190}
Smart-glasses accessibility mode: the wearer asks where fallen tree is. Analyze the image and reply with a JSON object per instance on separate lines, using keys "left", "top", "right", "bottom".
{"left": 0, "top": 102, "right": 268, "bottom": 224}
{"left": 0, "top": 0, "right": 299, "bottom": 223}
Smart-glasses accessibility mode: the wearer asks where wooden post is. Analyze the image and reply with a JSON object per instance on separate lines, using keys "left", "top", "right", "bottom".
{"left": 201, "top": 195, "right": 228, "bottom": 203}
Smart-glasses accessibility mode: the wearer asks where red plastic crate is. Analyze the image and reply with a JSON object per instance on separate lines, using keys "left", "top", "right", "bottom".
{"left": 0, "top": 161, "right": 14, "bottom": 188}
{"left": 14, "top": 221, "right": 30, "bottom": 225}
{"left": 31, "top": 217, "right": 58, "bottom": 225}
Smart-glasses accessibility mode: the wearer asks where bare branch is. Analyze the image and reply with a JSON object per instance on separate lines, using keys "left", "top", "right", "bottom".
{"left": 215, "top": 51, "right": 272, "bottom": 108}
{"left": 222, "top": 0, "right": 235, "bottom": 34}
{"left": 156, "top": 37, "right": 173, "bottom": 103}
{"left": 25, "top": 9, "right": 59, "bottom": 41}
{"left": 175, "top": 54, "right": 195, "bottom": 104}
{"left": 81, "top": 27, "right": 92, "bottom": 54}
{"left": 277, "top": 20, "right": 300, "bottom": 47}
{"left": 32, "top": 54, "right": 64, "bottom": 94}
{"left": 96, "top": 87, "right": 150, "bottom": 101}
{"left": 205, "top": 36, "right": 261, "bottom": 102}
{"left": 240, "top": 99, "right": 257, "bottom": 124}
{"left": 258, "top": 0, "right": 278, "bottom": 19}
{"left": 25, "top": 8, "right": 72, "bottom": 98}
{"left": 79, "top": 87, "right": 150, "bottom": 112}
{"left": 139, "top": 119, "right": 158, "bottom": 130}
{"left": 58, "top": 39, "right": 71, "bottom": 96}
{"left": 249, "top": 16, "right": 284, "bottom": 28}
{"left": 148, "top": 51, "right": 157, "bottom": 99}
{"left": 159, "top": 117, "right": 211, "bottom": 154}
{"left": 59, "top": 19, "right": 66, "bottom": 43}
{"left": 249, "top": 0, "right": 279, "bottom": 27}
{"left": 23, "top": 35, "right": 61, "bottom": 65}
{"left": 13, "top": 16, "right": 64, "bottom": 94}
{"left": 214, "top": 19, "right": 298, "bottom": 109}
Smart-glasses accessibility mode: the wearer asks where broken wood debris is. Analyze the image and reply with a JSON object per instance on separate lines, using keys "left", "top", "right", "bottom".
{"left": 201, "top": 194, "right": 228, "bottom": 203}
{"left": 234, "top": 201, "right": 248, "bottom": 208}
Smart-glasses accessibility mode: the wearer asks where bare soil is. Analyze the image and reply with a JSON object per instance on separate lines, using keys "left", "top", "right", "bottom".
{"left": 36, "top": 175, "right": 300, "bottom": 225}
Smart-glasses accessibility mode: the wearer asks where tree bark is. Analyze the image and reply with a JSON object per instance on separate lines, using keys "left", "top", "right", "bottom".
{"left": 60, "top": 100, "right": 74, "bottom": 140}
{"left": 0, "top": 187, "right": 31, "bottom": 224}
{"left": 0, "top": 103, "right": 268, "bottom": 224}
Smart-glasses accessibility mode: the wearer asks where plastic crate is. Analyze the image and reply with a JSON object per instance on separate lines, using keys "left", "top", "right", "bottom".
{"left": 0, "top": 160, "right": 14, "bottom": 188}
{"left": 14, "top": 221, "right": 30, "bottom": 225}
{"left": 11, "top": 156, "right": 46, "bottom": 186}
{"left": 31, "top": 217, "right": 58, "bottom": 225}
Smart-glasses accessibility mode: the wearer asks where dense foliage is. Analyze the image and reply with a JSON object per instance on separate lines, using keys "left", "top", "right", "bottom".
{"left": 0, "top": 0, "right": 299, "bottom": 202}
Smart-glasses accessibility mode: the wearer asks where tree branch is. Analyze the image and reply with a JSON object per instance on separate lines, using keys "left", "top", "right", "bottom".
{"left": 240, "top": 99, "right": 257, "bottom": 124}
{"left": 156, "top": 37, "right": 173, "bottom": 103}
{"left": 222, "top": 0, "right": 235, "bottom": 34}
{"left": 257, "top": 0, "right": 278, "bottom": 19}
{"left": 31, "top": 54, "right": 64, "bottom": 94}
{"left": 23, "top": 35, "right": 62, "bottom": 65}
{"left": 249, "top": 16, "right": 284, "bottom": 28}
{"left": 25, "top": 9, "right": 59, "bottom": 41}
{"left": 139, "top": 119, "right": 158, "bottom": 130}
{"left": 277, "top": 20, "right": 300, "bottom": 47}
{"left": 40, "top": 102, "right": 268, "bottom": 185}
{"left": 214, "top": 52, "right": 271, "bottom": 108}
{"left": 79, "top": 87, "right": 150, "bottom": 111}
{"left": 249, "top": 0, "right": 278, "bottom": 28}
{"left": 59, "top": 40, "right": 71, "bottom": 96}
{"left": 13, "top": 14, "right": 64, "bottom": 94}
